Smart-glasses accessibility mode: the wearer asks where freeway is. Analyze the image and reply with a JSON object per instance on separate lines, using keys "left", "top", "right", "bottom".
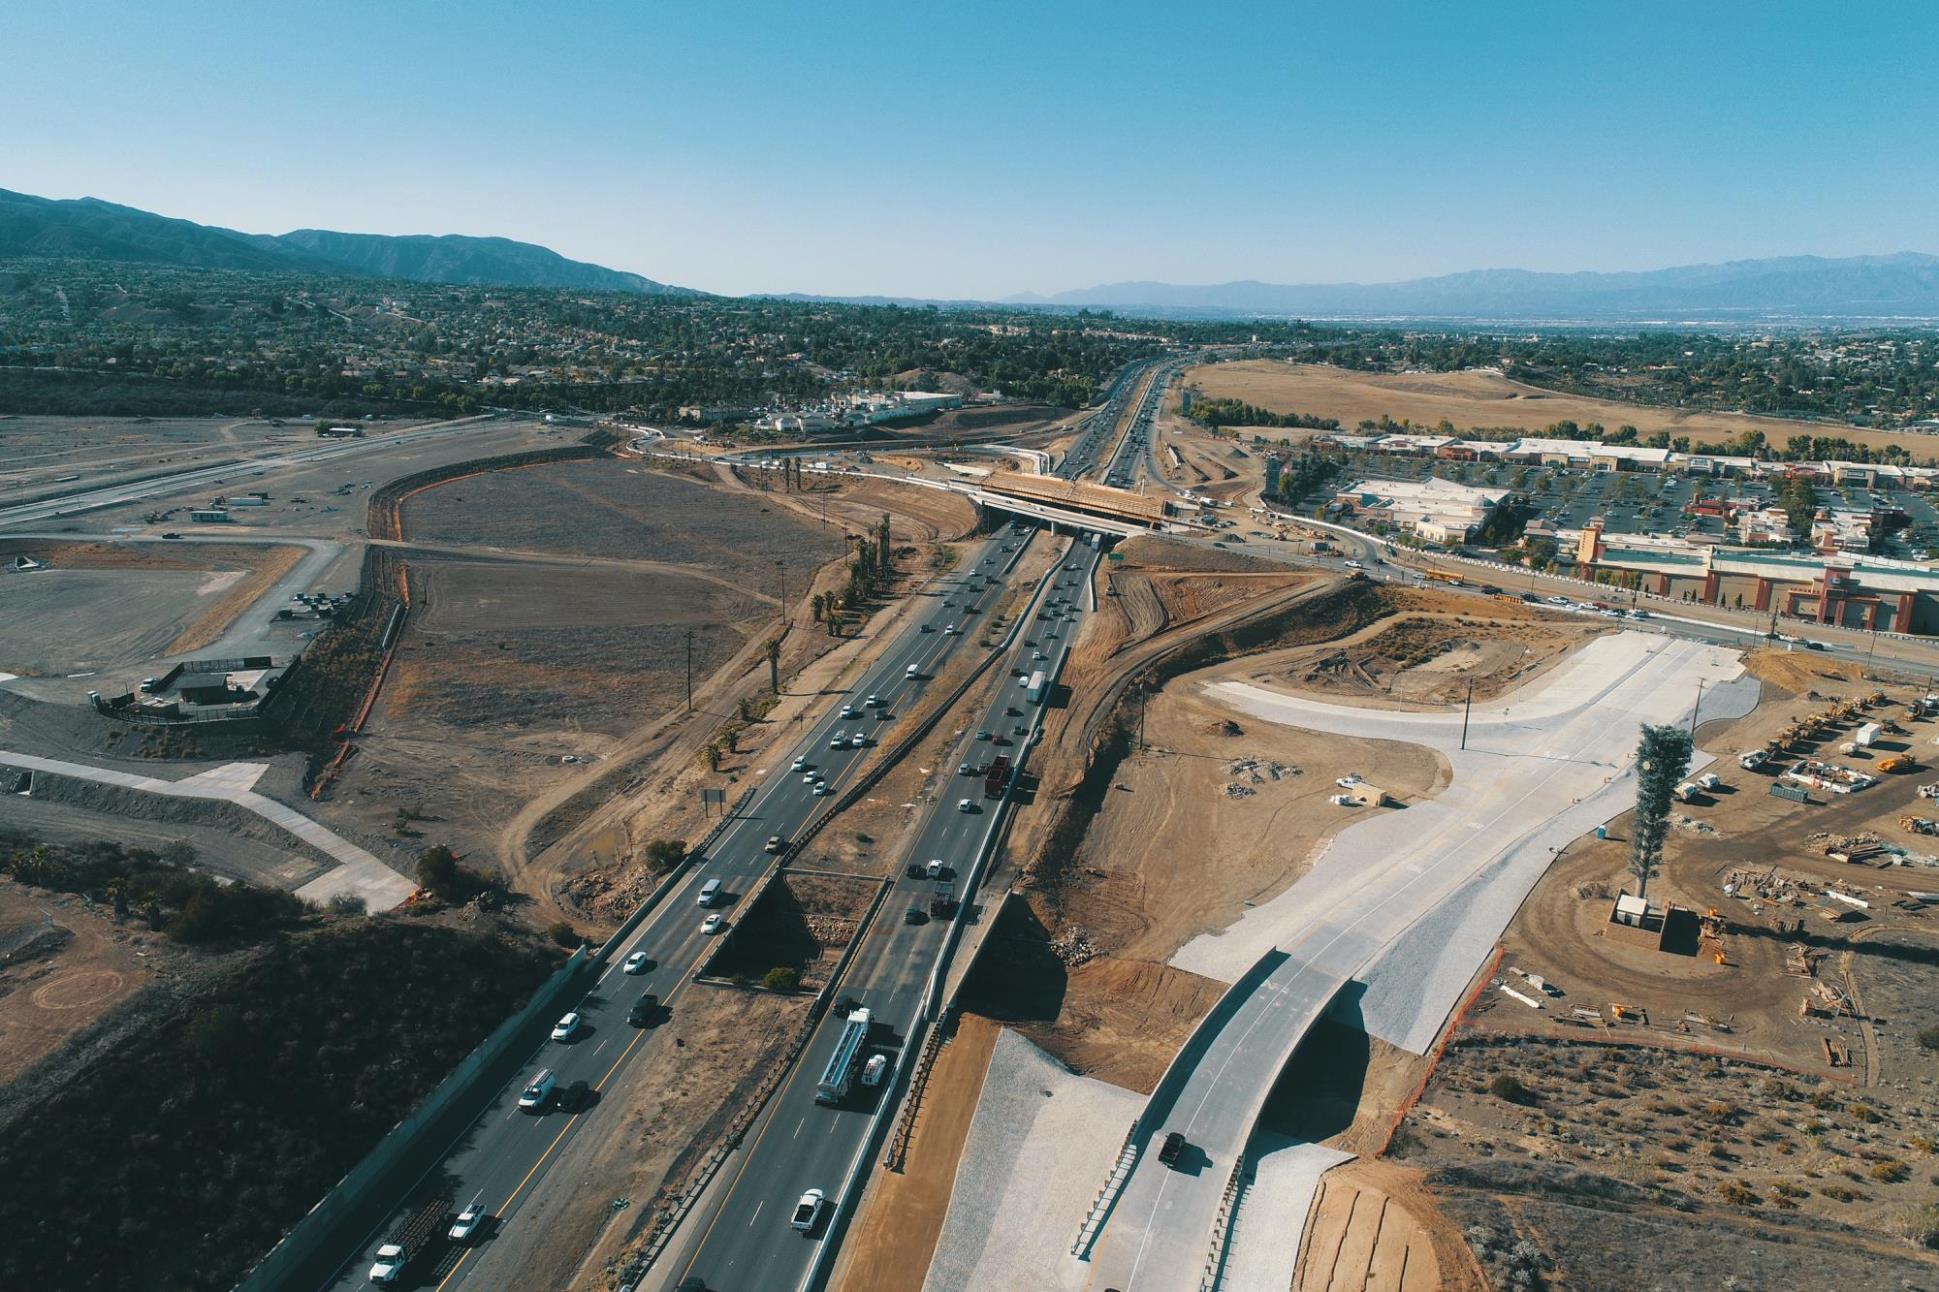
{"left": 0, "top": 414, "right": 497, "bottom": 529}
{"left": 664, "top": 543, "right": 1104, "bottom": 1292}
{"left": 319, "top": 523, "right": 1043, "bottom": 1292}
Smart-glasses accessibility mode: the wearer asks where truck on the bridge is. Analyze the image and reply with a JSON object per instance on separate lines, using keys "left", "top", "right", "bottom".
{"left": 984, "top": 754, "right": 1012, "bottom": 800}
{"left": 1025, "top": 670, "right": 1047, "bottom": 704}
{"left": 815, "top": 1006, "right": 873, "bottom": 1104}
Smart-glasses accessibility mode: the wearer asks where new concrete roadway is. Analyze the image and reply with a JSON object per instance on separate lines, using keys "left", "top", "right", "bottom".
{"left": 1084, "top": 633, "right": 1755, "bottom": 1292}
{"left": 661, "top": 545, "right": 1102, "bottom": 1292}
{"left": 317, "top": 524, "right": 1041, "bottom": 1292}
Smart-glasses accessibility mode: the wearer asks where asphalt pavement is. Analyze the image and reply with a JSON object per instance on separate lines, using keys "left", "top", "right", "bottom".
{"left": 663, "top": 546, "right": 1103, "bottom": 1292}
{"left": 320, "top": 525, "right": 1042, "bottom": 1292}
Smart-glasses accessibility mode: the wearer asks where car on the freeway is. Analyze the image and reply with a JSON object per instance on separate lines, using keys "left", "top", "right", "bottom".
{"left": 791, "top": 756, "right": 808, "bottom": 771}
{"left": 849, "top": 733, "right": 867, "bottom": 748}
{"left": 1158, "top": 1130, "right": 1187, "bottom": 1167}
{"left": 556, "top": 1080, "right": 594, "bottom": 1113}
{"left": 862, "top": 1053, "right": 889, "bottom": 1087}
{"left": 944, "top": 624, "right": 958, "bottom": 635}
{"left": 790, "top": 1188, "right": 827, "bottom": 1233}
{"left": 551, "top": 1011, "right": 582, "bottom": 1042}
{"left": 623, "top": 951, "right": 651, "bottom": 975}
{"left": 701, "top": 913, "right": 726, "bottom": 935}
{"left": 517, "top": 1068, "right": 557, "bottom": 1111}
{"left": 919, "top": 623, "right": 934, "bottom": 632}
{"left": 829, "top": 731, "right": 847, "bottom": 748}
{"left": 628, "top": 994, "right": 660, "bottom": 1027}
{"left": 803, "top": 771, "right": 818, "bottom": 784}
{"left": 813, "top": 780, "right": 831, "bottom": 796}
{"left": 976, "top": 729, "right": 991, "bottom": 741}
{"left": 368, "top": 1243, "right": 408, "bottom": 1284}
{"left": 957, "top": 799, "right": 977, "bottom": 813}
{"left": 160, "top": 531, "right": 182, "bottom": 539}
{"left": 449, "top": 1201, "right": 487, "bottom": 1243}
{"left": 905, "top": 904, "right": 926, "bottom": 924}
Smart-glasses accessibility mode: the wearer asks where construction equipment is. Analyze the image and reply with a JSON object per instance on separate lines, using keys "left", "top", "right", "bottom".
{"left": 1879, "top": 751, "right": 1919, "bottom": 774}
{"left": 1901, "top": 815, "right": 1939, "bottom": 836}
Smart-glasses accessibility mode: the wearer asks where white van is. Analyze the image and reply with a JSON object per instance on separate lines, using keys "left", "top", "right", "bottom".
{"left": 906, "top": 664, "right": 920, "bottom": 678}
{"left": 698, "top": 879, "right": 723, "bottom": 908}
{"left": 517, "top": 1068, "right": 556, "bottom": 1111}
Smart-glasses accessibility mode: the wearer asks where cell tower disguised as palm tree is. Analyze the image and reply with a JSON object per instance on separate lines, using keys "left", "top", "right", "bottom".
{"left": 1630, "top": 723, "right": 1694, "bottom": 901}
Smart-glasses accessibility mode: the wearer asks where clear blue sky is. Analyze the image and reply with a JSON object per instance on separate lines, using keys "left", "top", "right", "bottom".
{"left": 5, "top": 1, "right": 1936, "bottom": 298}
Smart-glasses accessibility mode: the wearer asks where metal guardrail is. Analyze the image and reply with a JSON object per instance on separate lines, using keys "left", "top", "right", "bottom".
{"left": 1198, "top": 1154, "right": 1247, "bottom": 1292}
{"left": 1070, "top": 1124, "right": 1140, "bottom": 1259}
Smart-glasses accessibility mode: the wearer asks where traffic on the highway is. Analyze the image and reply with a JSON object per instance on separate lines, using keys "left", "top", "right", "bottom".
{"left": 323, "top": 522, "right": 1050, "bottom": 1292}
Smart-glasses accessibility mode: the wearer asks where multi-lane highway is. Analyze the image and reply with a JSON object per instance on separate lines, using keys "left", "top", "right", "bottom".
{"left": 321, "top": 524, "right": 1042, "bottom": 1292}
{"left": 666, "top": 543, "right": 1102, "bottom": 1292}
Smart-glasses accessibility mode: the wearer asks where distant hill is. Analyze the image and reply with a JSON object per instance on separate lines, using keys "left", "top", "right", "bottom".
{"left": 0, "top": 187, "right": 691, "bottom": 295}
{"left": 1014, "top": 254, "right": 1939, "bottom": 321}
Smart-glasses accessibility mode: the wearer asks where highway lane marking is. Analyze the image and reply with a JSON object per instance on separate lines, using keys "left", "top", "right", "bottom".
{"left": 793, "top": 1116, "right": 805, "bottom": 1139}
{"left": 435, "top": 1027, "right": 650, "bottom": 1292}
{"left": 749, "top": 1200, "right": 764, "bottom": 1227}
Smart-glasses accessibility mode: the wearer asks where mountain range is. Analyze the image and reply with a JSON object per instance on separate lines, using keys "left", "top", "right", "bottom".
{"left": 0, "top": 187, "right": 690, "bottom": 295}
{"left": 1009, "top": 254, "right": 1939, "bottom": 321}
{"left": 6, "top": 185, "right": 1939, "bottom": 320}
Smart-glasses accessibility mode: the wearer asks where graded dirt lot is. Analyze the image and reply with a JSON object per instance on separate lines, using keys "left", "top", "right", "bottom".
{"left": 0, "top": 879, "right": 166, "bottom": 1083}
{"left": 1295, "top": 1160, "right": 1485, "bottom": 1292}
{"left": 1192, "top": 360, "right": 1939, "bottom": 460}
{"left": 0, "top": 539, "right": 305, "bottom": 675}
{"left": 325, "top": 458, "right": 848, "bottom": 872}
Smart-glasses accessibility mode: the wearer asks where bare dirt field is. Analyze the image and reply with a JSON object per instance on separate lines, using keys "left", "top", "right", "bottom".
{"left": 702, "top": 870, "right": 881, "bottom": 991}
{"left": 322, "top": 458, "right": 850, "bottom": 872}
{"left": 0, "top": 540, "right": 305, "bottom": 675}
{"left": 1192, "top": 360, "right": 1939, "bottom": 459}
{"left": 1243, "top": 593, "right": 1605, "bottom": 708}
{"left": 0, "top": 878, "right": 168, "bottom": 1083}
{"left": 835, "top": 1013, "right": 1002, "bottom": 1292}
{"left": 401, "top": 457, "right": 846, "bottom": 587}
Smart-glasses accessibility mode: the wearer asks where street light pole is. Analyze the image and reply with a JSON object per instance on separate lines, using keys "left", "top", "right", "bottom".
{"left": 1460, "top": 677, "right": 1475, "bottom": 751}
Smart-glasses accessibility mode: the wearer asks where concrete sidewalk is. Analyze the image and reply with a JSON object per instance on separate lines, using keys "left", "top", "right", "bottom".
{"left": 0, "top": 749, "right": 415, "bottom": 910}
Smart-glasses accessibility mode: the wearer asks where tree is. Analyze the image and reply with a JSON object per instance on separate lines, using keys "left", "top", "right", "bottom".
{"left": 1630, "top": 724, "right": 1694, "bottom": 900}
{"left": 762, "top": 966, "right": 801, "bottom": 992}
{"left": 546, "top": 921, "right": 580, "bottom": 949}
{"left": 642, "top": 838, "right": 687, "bottom": 873}
{"left": 765, "top": 636, "right": 782, "bottom": 694}
{"left": 416, "top": 844, "right": 460, "bottom": 896}
{"left": 810, "top": 592, "right": 825, "bottom": 622}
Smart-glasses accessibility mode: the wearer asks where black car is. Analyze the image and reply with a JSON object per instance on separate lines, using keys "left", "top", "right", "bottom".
{"left": 1158, "top": 1130, "right": 1186, "bottom": 1167}
{"left": 905, "top": 905, "right": 927, "bottom": 925}
{"left": 905, "top": 862, "right": 927, "bottom": 880}
{"left": 628, "top": 994, "right": 659, "bottom": 1027}
{"left": 556, "top": 1080, "right": 595, "bottom": 1113}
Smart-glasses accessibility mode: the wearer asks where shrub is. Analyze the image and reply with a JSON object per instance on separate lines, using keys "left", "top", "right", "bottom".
{"left": 1918, "top": 1026, "right": 1939, "bottom": 1051}
{"left": 326, "top": 893, "right": 368, "bottom": 916}
{"left": 547, "top": 921, "right": 581, "bottom": 949}
{"left": 1871, "top": 1159, "right": 1911, "bottom": 1183}
{"left": 1488, "top": 1074, "right": 1531, "bottom": 1103}
{"left": 643, "top": 838, "right": 687, "bottom": 873}
{"left": 763, "top": 966, "right": 802, "bottom": 992}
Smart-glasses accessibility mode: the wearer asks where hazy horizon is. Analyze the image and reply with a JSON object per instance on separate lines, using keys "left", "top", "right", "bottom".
{"left": 6, "top": 0, "right": 1939, "bottom": 298}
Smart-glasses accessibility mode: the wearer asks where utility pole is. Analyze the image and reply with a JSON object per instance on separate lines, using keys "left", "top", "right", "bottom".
{"left": 685, "top": 629, "right": 694, "bottom": 713}
{"left": 1460, "top": 677, "right": 1475, "bottom": 750}
{"left": 1689, "top": 679, "right": 1704, "bottom": 737}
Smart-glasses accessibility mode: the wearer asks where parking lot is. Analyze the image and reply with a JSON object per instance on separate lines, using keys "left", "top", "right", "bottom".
{"left": 1325, "top": 454, "right": 1939, "bottom": 557}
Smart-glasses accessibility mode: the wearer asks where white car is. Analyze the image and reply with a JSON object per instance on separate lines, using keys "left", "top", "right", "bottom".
{"left": 957, "top": 798, "right": 976, "bottom": 813}
{"left": 791, "top": 756, "right": 807, "bottom": 771}
{"left": 813, "top": 780, "right": 831, "bottom": 796}
{"left": 448, "top": 1203, "right": 486, "bottom": 1243}
{"left": 551, "top": 1012, "right": 582, "bottom": 1042}
{"left": 944, "top": 624, "right": 958, "bottom": 635}
{"left": 803, "top": 772, "right": 818, "bottom": 784}
{"left": 829, "top": 731, "right": 847, "bottom": 749}
{"left": 849, "top": 733, "right": 867, "bottom": 748}
{"left": 623, "top": 951, "right": 650, "bottom": 975}
{"left": 1335, "top": 774, "right": 1362, "bottom": 788}
{"left": 791, "top": 1188, "right": 827, "bottom": 1232}
{"left": 861, "top": 1053, "right": 889, "bottom": 1087}
{"left": 840, "top": 705, "right": 860, "bottom": 719}
{"left": 368, "top": 1243, "right": 408, "bottom": 1284}
{"left": 702, "top": 913, "right": 726, "bottom": 935}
